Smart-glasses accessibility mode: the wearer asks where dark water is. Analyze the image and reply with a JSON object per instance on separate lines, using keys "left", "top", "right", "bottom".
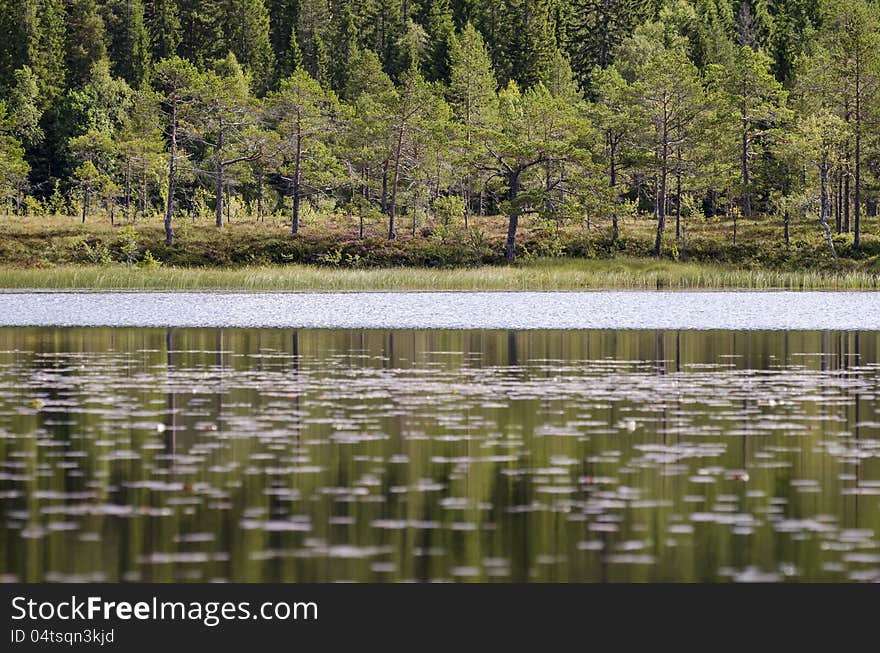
{"left": 1, "top": 327, "right": 878, "bottom": 582}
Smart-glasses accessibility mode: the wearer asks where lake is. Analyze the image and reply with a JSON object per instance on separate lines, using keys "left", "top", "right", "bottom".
{"left": 0, "top": 293, "right": 878, "bottom": 582}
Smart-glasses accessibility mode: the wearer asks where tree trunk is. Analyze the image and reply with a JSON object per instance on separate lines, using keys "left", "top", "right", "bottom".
{"left": 653, "top": 137, "right": 668, "bottom": 256}
{"left": 380, "top": 160, "right": 388, "bottom": 217}
{"left": 741, "top": 117, "right": 751, "bottom": 219}
{"left": 783, "top": 211, "right": 790, "bottom": 246}
{"left": 733, "top": 211, "right": 737, "bottom": 246}
{"left": 610, "top": 140, "right": 618, "bottom": 245}
{"left": 819, "top": 162, "right": 837, "bottom": 260}
{"left": 292, "top": 120, "right": 302, "bottom": 235}
{"left": 505, "top": 173, "right": 520, "bottom": 261}
{"left": 215, "top": 119, "right": 225, "bottom": 228}
{"left": 125, "top": 160, "right": 131, "bottom": 222}
{"left": 675, "top": 154, "right": 681, "bottom": 241}
{"left": 388, "top": 126, "right": 405, "bottom": 240}
{"left": 140, "top": 169, "right": 147, "bottom": 219}
{"left": 256, "top": 169, "right": 263, "bottom": 222}
{"left": 464, "top": 179, "right": 470, "bottom": 229}
{"left": 854, "top": 67, "right": 862, "bottom": 250}
{"left": 835, "top": 172, "right": 842, "bottom": 233}
{"left": 82, "top": 188, "right": 88, "bottom": 223}
{"left": 164, "top": 98, "right": 177, "bottom": 246}
{"left": 844, "top": 170, "right": 850, "bottom": 232}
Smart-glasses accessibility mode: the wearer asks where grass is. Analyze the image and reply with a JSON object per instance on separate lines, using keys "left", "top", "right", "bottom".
{"left": 2, "top": 212, "right": 880, "bottom": 290}
{"left": 1, "top": 258, "right": 879, "bottom": 291}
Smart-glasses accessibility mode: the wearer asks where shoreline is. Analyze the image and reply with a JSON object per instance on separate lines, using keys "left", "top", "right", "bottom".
{"left": 0, "top": 259, "right": 879, "bottom": 292}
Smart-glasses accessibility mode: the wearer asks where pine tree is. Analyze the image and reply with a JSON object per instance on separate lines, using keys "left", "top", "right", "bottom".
{"left": 266, "top": 0, "right": 299, "bottom": 79}
{"left": 477, "top": 79, "right": 580, "bottom": 259}
{"left": 177, "top": 0, "right": 223, "bottom": 66}
{"left": 297, "top": 0, "right": 330, "bottom": 82}
{"left": 328, "top": 1, "right": 359, "bottom": 93}
{"left": 822, "top": 0, "right": 880, "bottom": 250}
{"left": 0, "top": 0, "right": 25, "bottom": 88}
{"left": 766, "top": 0, "right": 820, "bottom": 85}
{"left": 223, "top": 0, "right": 275, "bottom": 93}
{"left": 65, "top": 0, "right": 108, "bottom": 87}
{"left": 103, "top": 0, "right": 151, "bottom": 87}
{"left": 0, "top": 101, "right": 31, "bottom": 211}
{"left": 355, "top": 0, "right": 405, "bottom": 76}
{"left": 424, "top": 0, "right": 456, "bottom": 82}
{"left": 267, "top": 69, "right": 342, "bottom": 233}
{"left": 448, "top": 23, "right": 498, "bottom": 223}
{"left": 448, "top": 23, "right": 499, "bottom": 139}
{"left": 567, "top": 0, "right": 658, "bottom": 88}
{"left": 709, "top": 45, "right": 788, "bottom": 218}
{"left": 198, "top": 53, "right": 263, "bottom": 228}
{"left": 620, "top": 20, "right": 711, "bottom": 255}
{"left": 147, "top": 0, "right": 181, "bottom": 61}
{"left": 29, "top": 0, "right": 68, "bottom": 106}
{"left": 8, "top": 66, "right": 44, "bottom": 147}
{"left": 499, "top": 0, "right": 557, "bottom": 88}
{"left": 152, "top": 55, "right": 200, "bottom": 245}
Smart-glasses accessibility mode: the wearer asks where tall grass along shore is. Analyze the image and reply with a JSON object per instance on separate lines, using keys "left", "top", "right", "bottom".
{"left": 2, "top": 260, "right": 879, "bottom": 291}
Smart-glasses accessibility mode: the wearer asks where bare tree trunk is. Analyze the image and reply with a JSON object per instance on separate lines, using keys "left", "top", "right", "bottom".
{"left": 844, "top": 170, "right": 850, "bottom": 232}
{"left": 141, "top": 168, "right": 148, "bottom": 219}
{"left": 388, "top": 127, "right": 405, "bottom": 240}
{"left": 733, "top": 210, "right": 737, "bottom": 247}
{"left": 784, "top": 211, "right": 790, "bottom": 246}
{"left": 256, "top": 169, "right": 263, "bottom": 222}
{"left": 292, "top": 126, "right": 302, "bottom": 235}
{"left": 653, "top": 135, "right": 668, "bottom": 256}
{"left": 675, "top": 152, "right": 681, "bottom": 241}
{"left": 463, "top": 179, "right": 470, "bottom": 229}
{"left": 854, "top": 67, "right": 862, "bottom": 250}
{"left": 819, "top": 162, "right": 837, "bottom": 260}
{"left": 380, "top": 160, "right": 388, "bottom": 217}
{"left": 505, "top": 173, "right": 520, "bottom": 261}
{"left": 164, "top": 99, "right": 177, "bottom": 246}
{"left": 741, "top": 114, "right": 751, "bottom": 218}
{"left": 215, "top": 116, "right": 226, "bottom": 228}
{"left": 610, "top": 140, "right": 619, "bottom": 245}
{"left": 125, "top": 160, "right": 131, "bottom": 222}
{"left": 835, "top": 172, "right": 842, "bottom": 233}
{"left": 82, "top": 189, "right": 89, "bottom": 224}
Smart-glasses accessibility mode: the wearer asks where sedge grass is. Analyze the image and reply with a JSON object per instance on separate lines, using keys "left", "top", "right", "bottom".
{"left": 0, "top": 259, "right": 878, "bottom": 291}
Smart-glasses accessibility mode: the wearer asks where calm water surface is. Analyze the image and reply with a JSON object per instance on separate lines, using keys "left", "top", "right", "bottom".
{"left": 2, "top": 290, "right": 880, "bottom": 329}
{"left": 0, "top": 325, "right": 878, "bottom": 582}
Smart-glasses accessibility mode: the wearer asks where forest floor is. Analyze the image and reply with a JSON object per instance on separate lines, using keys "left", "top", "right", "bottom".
{"left": 0, "top": 210, "right": 879, "bottom": 290}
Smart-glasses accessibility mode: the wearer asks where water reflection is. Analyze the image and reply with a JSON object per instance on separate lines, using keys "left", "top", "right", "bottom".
{"left": 0, "top": 328, "right": 878, "bottom": 582}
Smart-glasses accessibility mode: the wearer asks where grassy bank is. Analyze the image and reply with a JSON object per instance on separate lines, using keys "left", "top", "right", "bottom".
{"left": 2, "top": 213, "right": 880, "bottom": 290}
{"left": 2, "top": 259, "right": 879, "bottom": 290}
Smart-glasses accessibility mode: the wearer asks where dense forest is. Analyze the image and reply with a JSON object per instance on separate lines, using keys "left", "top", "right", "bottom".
{"left": 0, "top": 0, "right": 879, "bottom": 261}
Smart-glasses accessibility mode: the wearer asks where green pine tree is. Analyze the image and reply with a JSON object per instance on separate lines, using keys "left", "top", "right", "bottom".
{"left": 103, "top": 0, "right": 151, "bottom": 87}
{"left": 424, "top": 0, "right": 456, "bottom": 82}
{"left": 148, "top": 0, "right": 181, "bottom": 61}
{"left": 65, "top": 0, "right": 108, "bottom": 87}
{"left": 223, "top": 0, "right": 275, "bottom": 93}
{"left": 328, "top": 0, "right": 359, "bottom": 93}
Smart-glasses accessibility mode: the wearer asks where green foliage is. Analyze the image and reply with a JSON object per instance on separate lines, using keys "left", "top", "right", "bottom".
{"left": 0, "top": 0, "right": 878, "bottom": 268}
{"left": 138, "top": 249, "right": 162, "bottom": 268}
{"left": 80, "top": 239, "right": 112, "bottom": 265}
{"left": 103, "top": 0, "right": 151, "bottom": 86}
{"left": 117, "top": 225, "right": 139, "bottom": 267}
{"left": 8, "top": 66, "right": 43, "bottom": 147}
{"left": 65, "top": 0, "right": 108, "bottom": 86}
